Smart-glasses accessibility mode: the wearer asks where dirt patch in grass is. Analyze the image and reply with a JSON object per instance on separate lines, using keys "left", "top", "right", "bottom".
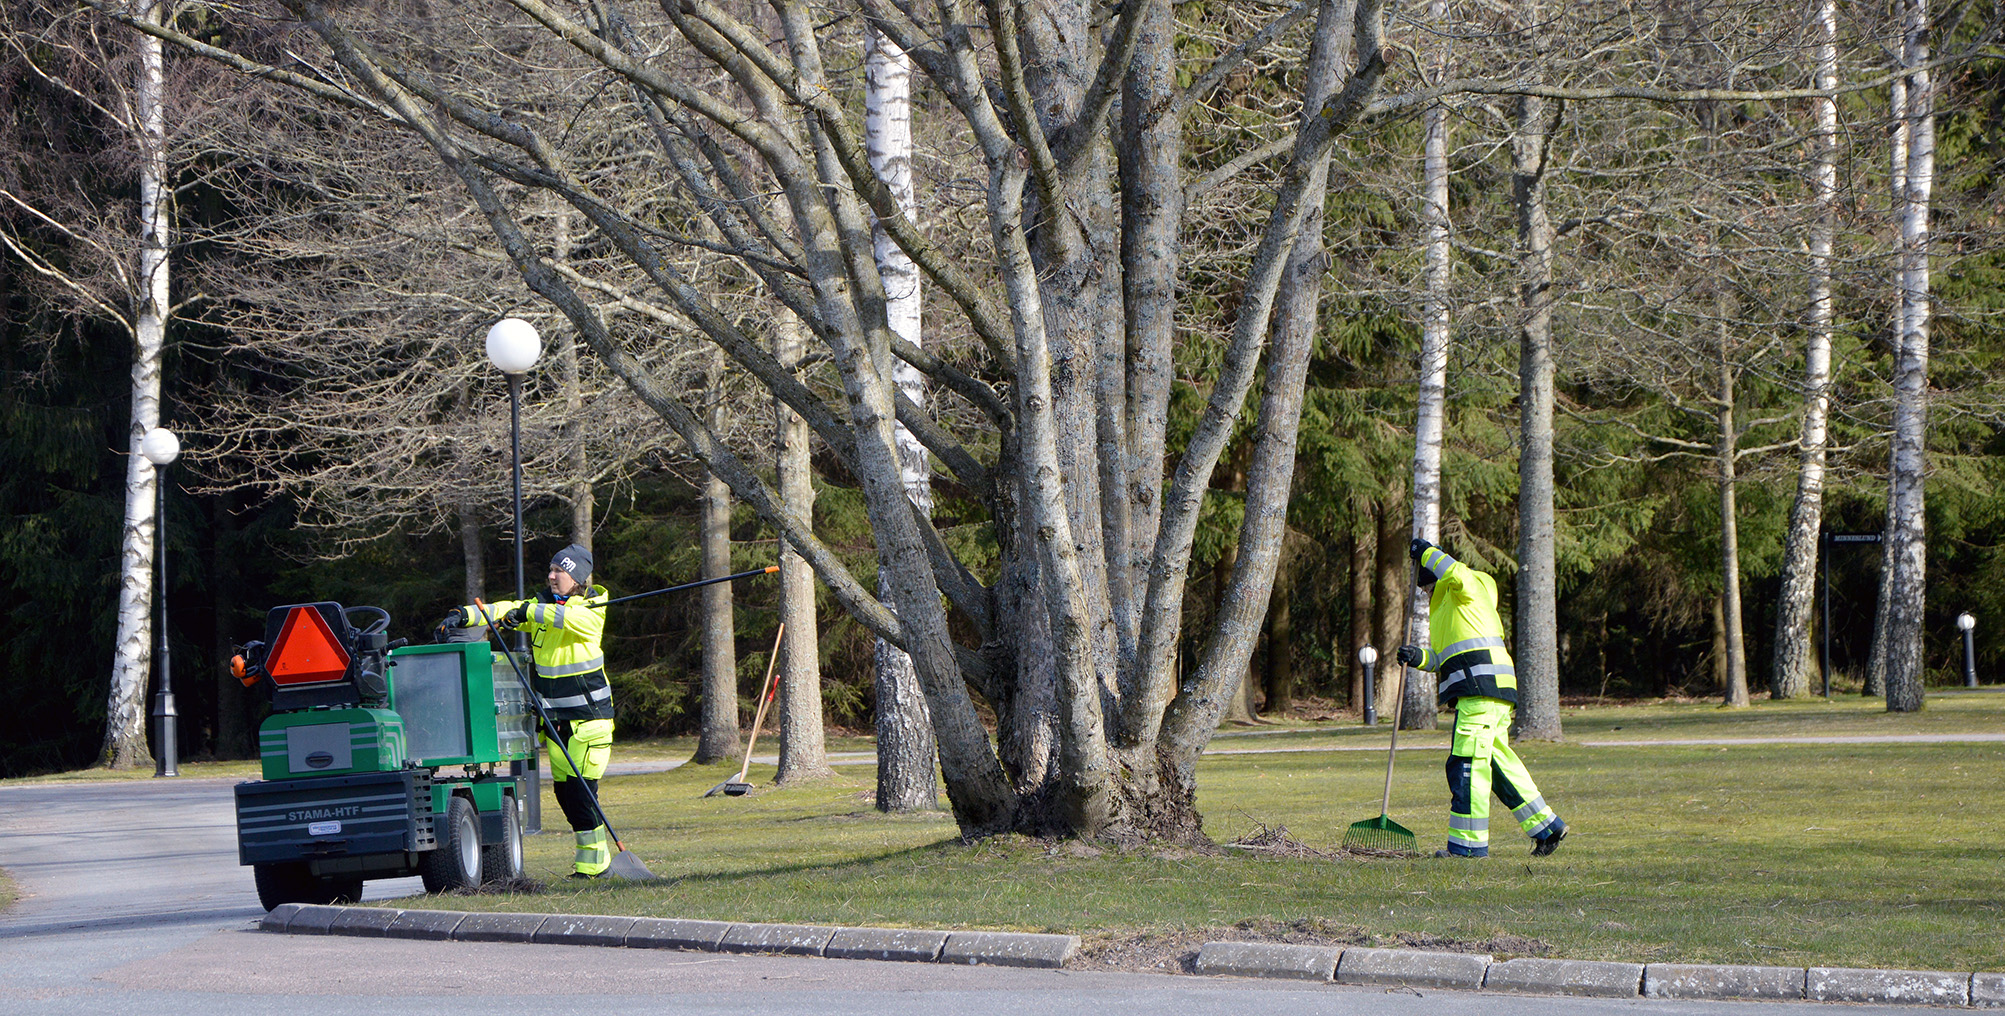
{"left": 1073, "top": 917, "right": 1551, "bottom": 974}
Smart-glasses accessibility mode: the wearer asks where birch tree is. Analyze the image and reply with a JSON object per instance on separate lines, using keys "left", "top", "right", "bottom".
{"left": 1402, "top": 0, "right": 1452, "bottom": 732}
{"left": 865, "top": 23, "right": 937, "bottom": 811}
{"left": 0, "top": 2, "right": 183, "bottom": 768}
{"left": 1882, "top": 0, "right": 1934, "bottom": 712}
{"left": 102, "top": 0, "right": 172, "bottom": 769}
{"left": 1771, "top": 0, "right": 1842, "bottom": 700}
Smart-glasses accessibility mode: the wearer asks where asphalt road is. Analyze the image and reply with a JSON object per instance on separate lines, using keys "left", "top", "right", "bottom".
{"left": 0, "top": 777, "right": 1951, "bottom": 1016}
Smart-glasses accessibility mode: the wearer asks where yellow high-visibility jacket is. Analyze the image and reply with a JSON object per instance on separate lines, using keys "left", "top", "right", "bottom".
{"left": 1411, "top": 548, "right": 1518, "bottom": 705}
{"left": 465, "top": 586, "right": 612, "bottom": 720}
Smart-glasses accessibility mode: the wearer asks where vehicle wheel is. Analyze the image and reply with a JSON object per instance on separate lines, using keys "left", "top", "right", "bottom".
{"left": 253, "top": 862, "right": 315, "bottom": 911}
{"left": 479, "top": 795, "right": 523, "bottom": 884}
{"left": 420, "top": 794, "right": 481, "bottom": 893}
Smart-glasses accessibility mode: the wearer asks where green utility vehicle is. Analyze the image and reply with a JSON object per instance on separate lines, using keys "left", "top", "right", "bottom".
{"left": 231, "top": 602, "right": 534, "bottom": 910}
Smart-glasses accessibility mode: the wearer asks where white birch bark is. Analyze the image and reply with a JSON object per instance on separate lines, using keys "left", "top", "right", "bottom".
{"left": 866, "top": 24, "right": 938, "bottom": 811}
{"left": 103, "top": 0, "right": 171, "bottom": 770}
{"left": 1770, "top": 0, "right": 1839, "bottom": 700}
{"left": 1864, "top": 68, "right": 1909, "bottom": 701}
{"left": 1884, "top": 0, "right": 1932, "bottom": 712}
{"left": 1404, "top": 0, "right": 1451, "bottom": 730}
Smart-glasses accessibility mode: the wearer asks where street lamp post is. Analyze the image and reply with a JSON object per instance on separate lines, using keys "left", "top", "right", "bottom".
{"left": 486, "top": 317, "right": 544, "bottom": 834}
{"left": 141, "top": 427, "right": 180, "bottom": 778}
{"left": 1359, "top": 645, "right": 1379, "bottom": 726}
{"left": 1958, "top": 612, "right": 1977, "bottom": 688}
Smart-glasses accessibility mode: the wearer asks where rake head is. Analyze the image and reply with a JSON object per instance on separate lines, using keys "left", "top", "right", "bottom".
{"left": 1341, "top": 814, "right": 1418, "bottom": 854}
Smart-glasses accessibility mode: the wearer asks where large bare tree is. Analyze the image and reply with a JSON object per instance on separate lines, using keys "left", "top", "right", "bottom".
{"left": 102, "top": 0, "right": 1394, "bottom": 840}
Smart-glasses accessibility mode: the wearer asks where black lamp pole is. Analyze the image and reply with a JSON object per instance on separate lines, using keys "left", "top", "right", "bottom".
{"left": 506, "top": 371, "right": 542, "bottom": 834}
{"left": 152, "top": 458, "right": 178, "bottom": 778}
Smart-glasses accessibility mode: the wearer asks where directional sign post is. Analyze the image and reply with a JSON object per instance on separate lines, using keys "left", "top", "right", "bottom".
{"left": 1822, "top": 532, "right": 1882, "bottom": 698}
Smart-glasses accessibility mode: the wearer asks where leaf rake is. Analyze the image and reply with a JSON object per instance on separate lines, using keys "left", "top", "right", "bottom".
{"left": 1343, "top": 633, "right": 1418, "bottom": 855}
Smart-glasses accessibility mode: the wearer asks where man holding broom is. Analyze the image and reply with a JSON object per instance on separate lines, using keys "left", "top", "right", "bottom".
{"left": 1396, "top": 538, "right": 1567, "bottom": 859}
{"left": 440, "top": 543, "right": 615, "bottom": 879}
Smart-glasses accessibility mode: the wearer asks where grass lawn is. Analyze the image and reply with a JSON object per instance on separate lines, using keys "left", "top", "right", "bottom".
{"left": 6, "top": 692, "right": 1999, "bottom": 971}
{"left": 432, "top": 692, "right": 2005, "bottom": 973}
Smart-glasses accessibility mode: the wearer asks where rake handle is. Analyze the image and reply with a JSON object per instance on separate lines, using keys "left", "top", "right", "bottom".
{"left": 732, "top": 623, "right": 786, "bottom": 784}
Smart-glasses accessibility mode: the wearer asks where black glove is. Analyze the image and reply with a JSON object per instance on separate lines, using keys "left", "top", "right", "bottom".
{"left": 501, "top": 603, "right": 529, "bottom": 629}
{"left": 1395, "top": 644, "right": 1423, "bottom": 667}
{"left": 437, "top": 607, "right": 467, "bottom": 630}
{"left": 1409, "top": 537, "right": 1435, "bottom": 563}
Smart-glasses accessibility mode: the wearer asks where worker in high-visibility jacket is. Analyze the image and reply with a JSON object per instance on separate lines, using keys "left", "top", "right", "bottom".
{"left": 441, "top": 543, "right": 615, "bottom": 878}
{"left": 1396, "top": 538, "right": 1567, "bottom": 858}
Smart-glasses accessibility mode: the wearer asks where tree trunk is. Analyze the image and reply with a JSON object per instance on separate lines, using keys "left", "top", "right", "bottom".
{"left": 1510, "top": 19, "right": 1562, "bottom": 740}
{"left": 1117, "top": 0, "right": 1182, "bottom": 677}
{"left": 1711, "top": 591, "right": 1729, "bottom": 694}
{"left": 1215, "top": 479, "right": 1253, "bottom": 725}
{"left": 1717, "top": 321, "right": 1750, "bottom": 707}
{"left": 1349, "top": 519, "right": 1375, "bottom": 714}
{"left": 1374, "top": 498, "right": 1415, "bottom": 725}
{"left": 1884, "top": 0, "right": 1933, "bottom": 713}
{"left": 694, "top": 348, "right": 741, "bottom": 764}
{"left": 772, "top": 303, "right": 830, "bottom": 786}
{"left": 1406, "top": 8, "right": 1451, "bottom": 732}
{"left": 866, "top": 23, "right": 939, "bottom": 811}
{"left": 1264, "top": 552, "right": 1295, "bottom": 715}
{"left": 1770, "top": 0, "right": 1839, "bottom": 700}
{"left": 457, "top": 499, "right": 486, "bottom": 606}
{"left": 210, "top": 493, "right": 248, "bottom": 757}
{"left": 102, "top": 0, "right": 170, "bottom": 770}
{"left": 553, "top": 204, "right": 594, "bottom": 550}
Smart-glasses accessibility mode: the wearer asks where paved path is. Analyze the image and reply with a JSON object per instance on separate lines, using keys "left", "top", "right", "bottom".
{"left": 0, "top": 762, "right": 1978, "bottom": 1015}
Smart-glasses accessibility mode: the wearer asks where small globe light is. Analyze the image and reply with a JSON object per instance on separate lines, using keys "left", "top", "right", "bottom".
{"left": 1958, "top": 612, "right": 1976, "bottom": 632}
{"left": 485, "top": 317, "right": 544, "bottom": 374}
{"left": 1358, "top": 645, "right": 1378, "bottom": 666}
{"left": 140, "top": 427, "right": 180, "bottom": 466}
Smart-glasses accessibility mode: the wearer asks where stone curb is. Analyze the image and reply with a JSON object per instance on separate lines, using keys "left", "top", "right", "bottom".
{"left": 1484, "top": 957, "right": 1643, "bottom": 998}
{"left": 260, "top": 907, "right": 2001, "bottom": 1006}
{"left": 940, "top": 930, "right": 1079, "bottom": 969}
{"left": 1195, "top": 942, "right": 2003, "bottom": 1009}
{"left": 1193, "top": 942, "right": 1339, "bottom": 982}
{"left": 262, "top": 906, "right": 1071, "bottom": 969}
{"left": 1809, "top": 966, "right": 1970, "bottom": 1007}
{"left": 826, "top": 927, "right": 949, "bottom": 963}
{"left": 1972, "top": 972, "right": 2005, "bottom": 1008}
{"left": 717, "top": 922, "right": 838, "bottom": 957}
{"left": 1336, "top": 946, "right": 1491, "bottom": 990}
{"left": 1644, "top": 962, "right": 1807, "bottom": 1001}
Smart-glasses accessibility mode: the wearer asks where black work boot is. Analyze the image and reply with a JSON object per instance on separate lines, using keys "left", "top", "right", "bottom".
{"left": 1532, "top": 824, "right": 1568, "bottom": 857}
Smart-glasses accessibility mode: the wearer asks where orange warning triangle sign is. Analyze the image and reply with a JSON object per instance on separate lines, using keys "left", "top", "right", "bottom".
{"left": 268, "top": 606, "right": 350, "bottom": 686}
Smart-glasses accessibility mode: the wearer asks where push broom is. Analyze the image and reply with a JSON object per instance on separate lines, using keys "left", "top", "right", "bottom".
{"left": 705, "top": 623, "right": 785, "bottom": 798}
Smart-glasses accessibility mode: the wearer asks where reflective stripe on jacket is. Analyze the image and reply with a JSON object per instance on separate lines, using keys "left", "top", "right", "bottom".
{"left": 1412, "top": 549, "right": 1518, "bottom": 706}
{"left": 466, "top": 585, "right": 613, "bottom": 720}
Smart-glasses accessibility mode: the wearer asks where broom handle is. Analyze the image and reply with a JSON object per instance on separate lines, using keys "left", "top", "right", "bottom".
{"left": 733, "top": 623, "right": 786, "bottom": 783}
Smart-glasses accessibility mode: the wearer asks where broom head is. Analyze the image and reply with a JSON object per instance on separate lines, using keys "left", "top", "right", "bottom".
{"left": 1342, "top": 813, "right": 1417, "bottom": 853}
